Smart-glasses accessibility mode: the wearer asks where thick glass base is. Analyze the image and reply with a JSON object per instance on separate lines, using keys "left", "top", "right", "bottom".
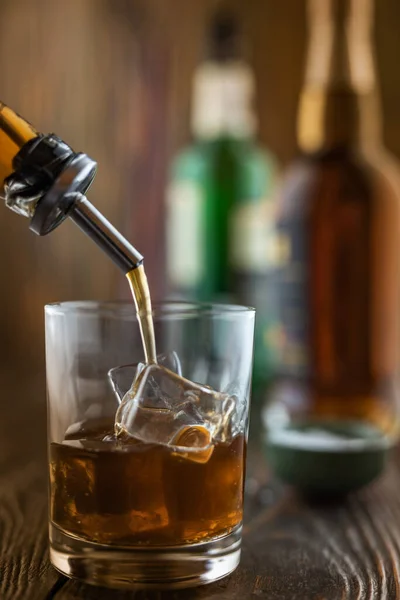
{"left": 49, "top": 523, "right": 242, "bottom": 590}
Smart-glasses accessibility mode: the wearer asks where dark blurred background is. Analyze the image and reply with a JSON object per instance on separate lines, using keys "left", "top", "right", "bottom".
{"left": 0, "top": 0, "right": 399, "bottom": 374}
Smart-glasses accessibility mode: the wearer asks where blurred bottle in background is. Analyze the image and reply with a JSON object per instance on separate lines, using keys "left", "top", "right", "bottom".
{"left": 263, "top": 0, "right": 400, "bottom": 495}
{"left": 166, "top": 9, "right": 280, "bottom": 391}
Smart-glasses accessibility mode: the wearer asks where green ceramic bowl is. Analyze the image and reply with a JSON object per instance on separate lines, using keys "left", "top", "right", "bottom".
{"left": 263, "top": 420, "right": 390, "bottom": 496}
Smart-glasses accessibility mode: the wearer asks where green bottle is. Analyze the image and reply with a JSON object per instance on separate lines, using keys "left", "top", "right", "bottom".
{"left": 166, "top": 12, "right": 280, "bottom": 390}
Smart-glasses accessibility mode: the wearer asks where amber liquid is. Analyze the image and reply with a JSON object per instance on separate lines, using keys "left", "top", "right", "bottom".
{"left": 51, "top": 227, "right": 246, "bottom": 549}
{"left": 51, "top": 268, "right": 245, "bottom": 547}
{"left": 0, "top": 102, "right": 37, "bottom": 195}
{"left": 50, "top": 418, "right": 245, "bottom": 546}
{"left": 126, "top": 264, "right": 157, "bottom": 364}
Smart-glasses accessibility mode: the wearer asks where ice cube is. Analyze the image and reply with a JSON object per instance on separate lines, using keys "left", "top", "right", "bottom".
{"left": 223, "top": 381, "right": 249, "bottom": 436}
{"left": 108, "top": 351, "right": 183, "bottom": 403}
{"left": 114, "top": 362, "right": 236, "bottom": 460}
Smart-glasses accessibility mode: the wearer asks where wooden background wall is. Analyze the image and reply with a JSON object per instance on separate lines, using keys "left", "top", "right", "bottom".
{"left": 0, "top": 0, "right": 399, "bottom": 373}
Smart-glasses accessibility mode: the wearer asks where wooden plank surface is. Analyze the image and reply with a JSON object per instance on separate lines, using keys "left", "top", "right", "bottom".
{"left": 2, "top": 372, "right": 400, "bottom": 599}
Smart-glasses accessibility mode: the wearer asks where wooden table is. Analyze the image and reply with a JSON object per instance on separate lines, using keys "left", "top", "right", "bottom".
{"left": 3, "top": 371, "right": 400, "bottom": 600}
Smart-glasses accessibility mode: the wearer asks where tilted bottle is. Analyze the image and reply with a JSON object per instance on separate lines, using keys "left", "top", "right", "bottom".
{"left": 263, "top": 0, "right": 400, "bottom": 493}
{"left": 0, "top": 102, "right": 143, "bottom": 270}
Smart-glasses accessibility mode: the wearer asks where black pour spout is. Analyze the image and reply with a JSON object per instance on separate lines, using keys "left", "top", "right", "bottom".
{"left": 4, "top": 132, "right": 143, "bottom": 273}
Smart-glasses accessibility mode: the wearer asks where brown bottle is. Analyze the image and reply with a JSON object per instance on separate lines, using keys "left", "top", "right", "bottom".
{"left": 263, "top": 0, "right": 400, "bottom": 494}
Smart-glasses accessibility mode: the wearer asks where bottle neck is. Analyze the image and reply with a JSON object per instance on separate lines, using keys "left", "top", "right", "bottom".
{"left": 297, "top": 0, "right": 381, "bottom": 153}
{"left": 191, "top": 60, "right": 257, "bottom": 141}
{"left": 0, "top": 103, "right": 38, "bottom": 197}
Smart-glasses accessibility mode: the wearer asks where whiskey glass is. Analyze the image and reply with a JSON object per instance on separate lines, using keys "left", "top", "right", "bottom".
{"left": 46, "top": 301, "right": 254, "bottom": 589}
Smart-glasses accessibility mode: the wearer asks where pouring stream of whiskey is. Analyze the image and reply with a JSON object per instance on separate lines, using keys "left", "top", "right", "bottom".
{"left": 126, "top": 265, "right": 157, "bottom": 364}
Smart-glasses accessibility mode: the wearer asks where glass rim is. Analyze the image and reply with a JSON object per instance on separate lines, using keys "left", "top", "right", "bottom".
{"left": 44, "top": 300, "right": 256, "bottom": 319}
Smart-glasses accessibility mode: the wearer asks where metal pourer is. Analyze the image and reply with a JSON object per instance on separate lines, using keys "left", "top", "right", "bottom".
{"left": 4, "top": 134, "right": 143, "bottom": 273}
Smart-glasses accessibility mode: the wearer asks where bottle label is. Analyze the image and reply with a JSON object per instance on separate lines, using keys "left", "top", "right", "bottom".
{"left": 166, "top": 180, "right": 204, "bottom": 289}
{"left": 229, "top": 200, "right": 280, "bottom": 272}
{"left": 191, "top": 62, "right": 257, "bottom": 139}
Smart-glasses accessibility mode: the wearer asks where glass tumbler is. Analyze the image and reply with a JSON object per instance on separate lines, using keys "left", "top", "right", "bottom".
{"left": 46, "top": 301, "right": 255, "bottom": 590}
